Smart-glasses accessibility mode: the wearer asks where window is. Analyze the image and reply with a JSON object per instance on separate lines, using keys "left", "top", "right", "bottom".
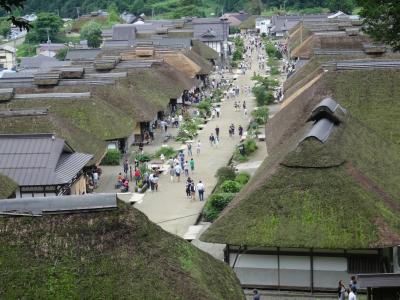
{"left": 348, "top": 255, "right": 382, "bottom": 273}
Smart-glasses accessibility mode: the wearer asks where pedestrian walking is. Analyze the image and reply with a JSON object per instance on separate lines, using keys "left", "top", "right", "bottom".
{"left": 123, "top": 159, "right": 129, "bottom": 174}
{"left": 215, "top": 126, "right": 220, "bottom": 139}
{"left": 169, "top": 164, "right": 174, "bottom": 182}
{"left": 197, "top": 180, "right": 205, "bottom": 201}
{"left": 190, "top": 181, "right": 196, "bottom": 200}
{"left": 174, "top": 164, "right": 182, "bottom": 182}
{"left": 151, "top": 174, "right": 159, "bottom": 192}
{"left": 190, "top": 158, "right": 195, "bottom": 172}
{"left": 209, "top": 133, "right": 215, "bottom": 147}
{"left": 187, "top": 142, "right": 193, "bottom": 156}
{"left": 184, "top": 161, "right": 189, "bottom": 176}
{"left": 216, "top": 106, "right": 220, "bottom": 118}
{"left": 243, "top": 100, "right": 246, "bottom": 110}
{"left": 185, "top": 177, "right": 192, "bottom": 198}
{"left": 337, "top": 280, "right": 346, "bottom": 300}
{"left": 244, "top": 108, "right": 248, "bottom": 116}
{"left": 238, "top": 125, "right": 243, "bottom": 137}
{"left": 92, "top": 171, "right": 99, "bottom": 189}
{"left": 252, "top": 289, "right": 261, "bottom": 300}
{"left": 196, "top": 140, "right": 201, "bottom": 155}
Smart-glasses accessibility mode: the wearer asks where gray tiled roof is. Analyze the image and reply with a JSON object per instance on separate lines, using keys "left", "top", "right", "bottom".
{"left": 0, "top": 133, "right": 92, "bottom": 186}
{"left": 0, "top": 193, "right": 117, "bottom": 216}
{"left": 65, "top": 49, "right": 101, "bottom": 61}
{"left": 20, "top": 55, "right": 71, "bottom": 69}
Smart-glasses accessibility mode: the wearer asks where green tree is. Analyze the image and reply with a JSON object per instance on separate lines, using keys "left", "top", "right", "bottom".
{"left": 327, "top": 0, "right": 355, "bottom": 14}
{"left": 80, "top": 21, "right": 102, "bottom": 48}
{"left": 25, "top": 13, "right": 63, "bottom": 44}
{"left": 107, "top": 4, "right": 120, "bottom": 24}
{"left": 357, "top": 0, "right": 400, "bottom": 51}
{"left": 0, "top": 19, "right": 11, "bottom": 39}
{"left": 55, "top": 47, "right": 68, "bottom": 60}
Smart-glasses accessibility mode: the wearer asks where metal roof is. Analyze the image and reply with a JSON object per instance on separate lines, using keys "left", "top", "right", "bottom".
{"left": 65, "top": 49, "right": 101, "bottom": 61}
{"left": 312, "top": 97, "right": 346, "bottom": 114}
{"left": 0, "top": 134, "right": 92, "bottom": 186}
{"left": 20, "top": 55, "right": 71, "bottom": 69}
{"left": 0, "top": 193, "right": 117, "bottom": 216}
{"left": 358, "top": 273, "right": 400, "bottom": 288}
{"left": 301, "top": 118, "right": 334, "bottom": 143}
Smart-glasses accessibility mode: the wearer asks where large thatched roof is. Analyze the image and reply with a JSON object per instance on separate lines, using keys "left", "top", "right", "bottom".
{"left": 184, "top": 49, "right": 213, "bottom": 75}
{"left": 202, "top": 105, "right": 400, "bottom": 249}
{"left": 191, "top": 40, "right": 219, "bottom": 60}
{"left": 202, "top": 67, "right": 400, "bottom": 249}
{"left": 101, "top": 63, "right": 194, "bottom": 122}
{"left": 0, "top": 201, "right": 245, "bottom": 299}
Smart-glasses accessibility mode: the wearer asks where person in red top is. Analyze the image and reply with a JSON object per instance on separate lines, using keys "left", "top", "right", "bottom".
{"left": 134, "top": 169, "right": 141, "bottom": 185}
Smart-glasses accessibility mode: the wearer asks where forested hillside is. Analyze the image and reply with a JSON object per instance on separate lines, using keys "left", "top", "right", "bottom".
{"left": 19, "top": 0, "right": 356, "bottom": 19}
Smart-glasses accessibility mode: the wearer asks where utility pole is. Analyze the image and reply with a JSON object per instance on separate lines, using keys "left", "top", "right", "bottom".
{"left": 76, "top": 7, "right": 80, "bottom": 19}
{"left": 46, "top": 28, "right": 51, "bottom": 57}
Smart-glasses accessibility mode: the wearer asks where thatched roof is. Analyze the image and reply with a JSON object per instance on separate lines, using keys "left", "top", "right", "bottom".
{"left": 0, "top": 113, "right": 106, "bottom": 164}
{"left": 102, "top": 63, "right": 194, "bottom": 122}
{"left": 202, "top": 68, "right": 400, "bottom": 249}
{"left": 191, "top": 40, "right": 219, "bottom": 60}
{"left": 239, "top": 15, "right": 257, "bottom": 30}
{"left": 184, "top": 49, "right": 213, "bottom": 75}
{"left": 0, "top": 174, "right": 17, "bottom": 198}
{"left": 0, "top": 201, "right": 244, "bottom": 299}
{"left": 202, "top": 107, "right": 400, "bottom": 249}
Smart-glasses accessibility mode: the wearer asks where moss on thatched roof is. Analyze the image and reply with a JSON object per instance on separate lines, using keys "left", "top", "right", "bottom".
{"left": 324, "top": 69, "right": 400, "bottom": 147}
{"left": 239, "top": 15, "right": 257, "bottom": 30}
{"left": 0, "top": 113, "right": 106, "bottom": 164}
{"left": 191, "top": 40, "right": 219, "bottom": 60}
{"left": 104, "top": 63, "right": 193, "bottom": 122}
{"left": 184, "top": 49, "right": 213, "bottom": 75}
{"left": 0, "top": 174, "right": 17, "bottom": 199}
{"left": 202, "top": 111, "right": 400, "bottom": 249}
{"left": 0, "top": 201, "right": 244, "bottom": 300}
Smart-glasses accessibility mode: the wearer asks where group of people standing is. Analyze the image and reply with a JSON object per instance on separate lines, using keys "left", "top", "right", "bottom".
{"left": 338, "top": 276, "right": 359, "bottom": 300}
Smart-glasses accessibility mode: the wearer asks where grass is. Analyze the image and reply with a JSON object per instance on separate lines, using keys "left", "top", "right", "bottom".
{"left": 0, "top": 174, "right": 17, "bottom": 198}
{"left": 325, "top": 69, "right": 400, "bottom": 147}
{"left": 0, "top": 202, "right": 244, "bottom": 299}
{"left": 202, "top": 114, "right": 400, "bottom": 249}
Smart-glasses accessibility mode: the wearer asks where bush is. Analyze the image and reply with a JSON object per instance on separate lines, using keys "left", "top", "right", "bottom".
{"left": 136, "top": 153, "right": 151, "bottom": 162}
{"left": 235, "top": 172, "right": 250, "bottom": 185}
{"left": 216, "top": 167, "right": 236, "bottom": 183}
{"left": 203, "top": 193, "right": 235, "bottom": 221}
{"left": 197, "top": 100, "right": 212, "bottom": 116}
{"left": 252, "top": 106, "right": 269, "bottom": 125}
{"left": 232, "top": 49, "right": 243, "bottom": 61}
{"left": 271, "top": 66, "right": 280, "bottom": 75}
{"left": 155, "top": 147, "right": 177, "bottom": 159}
{"left": 101, "top": 149, "right": 121, "bottom": 165}
{"left": 220, "top": 180, "right": 242, "bottom": 193}
{"left": 244, "top": 139, "right": 258, "bottom": 155}
{"left": 252, "top": 85, "right": 275, "bottom": 106}
{"left": 176, "top": 119, "right": 198, "bottom": 141}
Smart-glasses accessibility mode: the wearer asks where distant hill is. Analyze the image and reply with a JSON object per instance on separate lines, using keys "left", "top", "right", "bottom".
{"left": 20, "top": 0, "right": 354, "bottom": 19}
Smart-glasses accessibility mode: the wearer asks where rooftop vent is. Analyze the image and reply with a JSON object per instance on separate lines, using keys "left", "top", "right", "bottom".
{"left": 301, "top": 118, "right": 334, "bottom": 143}
{"left": 308, "top": 97, "right": 346, "bottom": 124}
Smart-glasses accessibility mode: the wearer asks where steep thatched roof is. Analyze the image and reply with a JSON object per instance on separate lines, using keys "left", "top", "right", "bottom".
{"left": 184, "top": 49, "right": 213, "bottom": 75}
{"left": 239, "top": 15, "right": 257, "bottom": 30}
{"left": 202, "top": 68, "right": 400, "bottom": 249}
{"left": 0, "top": 174, "right": 17, "bottom": 198}
{"left": 102, "top": 63, "right": 194, "bottom": 122}
{"left": 202, "top": 109, "right": 400, "bottom": 249}
{"left": 0, "top": 201, "right": 244, "bottom": 300}
{"left": 191, "top": 40, "right": 219, "bottom": 60}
